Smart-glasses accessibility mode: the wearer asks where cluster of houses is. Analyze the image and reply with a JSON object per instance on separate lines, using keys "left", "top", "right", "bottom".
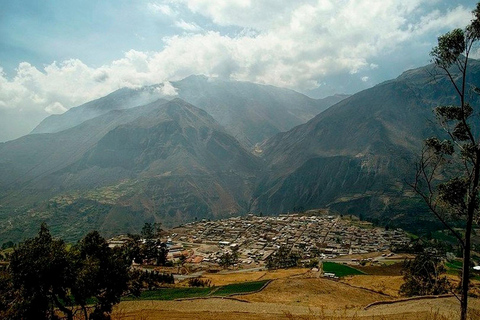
{"left": 107, "top": 213, "right": 410, "bottom": 268}
{"left": 167, "top": 213, "right": 410, "bottom": 266}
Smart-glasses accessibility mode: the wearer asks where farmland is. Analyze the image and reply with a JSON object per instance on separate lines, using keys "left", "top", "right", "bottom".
{"left": 110, "top": 267, "right": 480, "bottom": 319}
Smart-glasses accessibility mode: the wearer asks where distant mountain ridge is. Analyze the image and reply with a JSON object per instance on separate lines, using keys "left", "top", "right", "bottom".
{"left": 31, "top": 86, "right": 168, "bottom": 135}
{"left": 31, "top": 75, "right": 347, "bottom": 149}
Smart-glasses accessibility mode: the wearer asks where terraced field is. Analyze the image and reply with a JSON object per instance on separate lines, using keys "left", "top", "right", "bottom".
{"left": 110, "top": 268, "right": 480, "bottom": 319}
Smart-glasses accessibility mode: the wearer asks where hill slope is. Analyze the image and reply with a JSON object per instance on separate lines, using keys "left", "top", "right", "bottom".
{"left": 251, "top": 60, "right": 480, "bottom": 230}
{"left": 31, "top": 76, "right": 347, "bottom": 149}
{"left": 172, "top": 75, "right": 346, "bottom": 147}
{"left": 0, "top": 99, "right": 261, "bottom": 241}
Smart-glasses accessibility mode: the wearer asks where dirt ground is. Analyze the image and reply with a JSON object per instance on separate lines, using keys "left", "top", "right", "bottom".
{"left": 112, "top": 296, "right": 480, "bottom": 320}
{"left": 111, "top": 271, "right": 480, "bottom": 320}
{"left": 341, "top": 275, "right": 404, "bottom": 297}
{"left": 199, "top": 268, "right": 309, "bottom": 286}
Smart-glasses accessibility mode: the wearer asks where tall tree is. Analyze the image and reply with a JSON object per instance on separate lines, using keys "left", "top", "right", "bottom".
{"left": 71, "top": 231, "right": 130, "bottom": 320}
{"left": 2, "top": 225, "right": 132, "bottom": 320}
{"left": 7, "top": 223, "right": 75, "bottom": 320}
{"left": 412, "top": 4, "right": 480, "bottom": 319}
{"left": 400, "top": 249, "right": 450, "bottom": 297}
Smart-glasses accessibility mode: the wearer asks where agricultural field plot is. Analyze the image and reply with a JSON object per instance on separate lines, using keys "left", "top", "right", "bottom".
{"left": 122, "top": 280, "right": 269, "bottom": 301}
{"left": 201, "top": 268, "right": 309, "bottom": 286}
{"left": 341, "top": 275, "right": 404, "bottom": 297}
{"left": 354, "top": 262, "right": 404, "bottom": 276}
{"left": 322, "top": 262, "right": 364, "bottom": 277}
{"left": 111, "top": 278, "right": 480, "bottom": 320}
{"left": 240, "top": 277, "right": 389, "bottom": 308}
{"left": 112, "top": 262, "right": 480, "bottom": 319}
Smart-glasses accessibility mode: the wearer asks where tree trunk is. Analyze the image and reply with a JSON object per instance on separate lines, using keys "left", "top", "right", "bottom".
{"left": 461, "top": 150, "right": 480, "bottom": 320}
{"left": 461, "top": 226, "right": 471, "bottom": 320}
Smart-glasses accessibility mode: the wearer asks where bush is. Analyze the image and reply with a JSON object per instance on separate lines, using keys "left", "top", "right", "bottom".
{"left": 188, "top": 277, "right": 211, "bottom": 287}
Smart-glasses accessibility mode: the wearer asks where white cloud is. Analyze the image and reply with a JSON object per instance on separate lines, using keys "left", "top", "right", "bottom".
{"left": 361, "top": 76, "right": 369, "bottom": 82}
{"left": 45, "top": 101, "right": 67, "bottom": 114}
{"left": 174, "top": 19, "right": 203, "bottom": 32}
{"left": 148, "top": 2, "right": 177, "bottom": 16}
{"left": 0, "top": 0, "right": 475, "bottom": 140}
{"left": 155, "top": 81, "right": 178, "bottom": 96}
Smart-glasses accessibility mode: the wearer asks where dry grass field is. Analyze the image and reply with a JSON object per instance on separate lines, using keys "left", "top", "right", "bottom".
{"left": 341, "top": 275, "right": 404, "bottom": 297}
{"left": 199, "top": 268, "right": 309, "bottom": 286}
{"left": 111, "top": 268, "right": 480, "bottom": 320}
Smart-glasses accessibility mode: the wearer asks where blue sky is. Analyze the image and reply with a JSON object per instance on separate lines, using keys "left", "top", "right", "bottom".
{"left": 0, "top": 0, "right": 478, "bottom": 141}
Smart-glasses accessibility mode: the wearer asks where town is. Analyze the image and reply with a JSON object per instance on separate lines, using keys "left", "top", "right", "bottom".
{"left": 110, "top": 211, "right": 411, "bottom": 270}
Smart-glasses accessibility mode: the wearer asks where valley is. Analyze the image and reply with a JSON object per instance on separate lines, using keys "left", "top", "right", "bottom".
{"left": 1, "top": 60, "right": 479, "bottom": 243}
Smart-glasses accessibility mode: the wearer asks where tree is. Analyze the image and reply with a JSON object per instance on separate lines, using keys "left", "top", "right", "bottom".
{"left": 400, "top": 249, "right": 451, "bottom": 296}
{"left": 71, "top": 231, "right": 130, "bottom": 320}
{"left": 266, "top": 246, "right": 300, "bottom": 270}
{"left": 7, "top": 223, "right": 74, "bottom": 320}
{"left": 219, "top": 251, "right": 235, "bottom": 269}
{"left": 1, "top": 225, "right": 133, "bottom": 320}
{"left": 141, "top": 222, "right": 162, "bottom": 240}
{"left": 411, "top": 4, "right": 480, "bottom": 319}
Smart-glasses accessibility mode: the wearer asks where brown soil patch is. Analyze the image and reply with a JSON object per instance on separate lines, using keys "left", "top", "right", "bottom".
{"left": 355, "top": 262, "right": 404, "bottom": 276}
{"left": 341, "top": 275, "right": 404, "bottom": 297}
{"left": 241, "top": 277, "right": 391, "bottom": 308}
{"left": 200, "top": 268, "right": 308, "bottom": 286}
{"left": 112, "top": 296, "right": 480, "bottom": 320}
{"left": 112, "top": 274, "right": 480, "bottom": 320}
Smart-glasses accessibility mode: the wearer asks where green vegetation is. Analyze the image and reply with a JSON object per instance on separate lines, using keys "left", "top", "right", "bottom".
{"left": 214, "top": 281, "right": 267, "bottom": 296}
{"left": 266, "top": 246, "right": 300, "bottom": 270}
{"left": 0, "top": 224, "right": 131, "bottom": 320}
{"left": 124, "top": 287, "right": 211, "bottom": 301}
{"left": 405, "top": 232, "right": 419, "bottom": 240}
{"left": 188, "top": 277, "right": 212, "bottom": 287}
{"left": 400, "top": 250, "right": 450, "bottom": 297}
{"left": 322, "top": 262, "right": 364, "bottom": 277}
{"left": 124, "top": 280, "right": 269, "bottom": 301}
{"left": 446, "top": 260, "right": 463, "bottom": 271}
{"left": 0, "top": 223, "right": 174, "bottom": 320}
{"left": 432, "top": 231, "right": 458, "bottom": 244}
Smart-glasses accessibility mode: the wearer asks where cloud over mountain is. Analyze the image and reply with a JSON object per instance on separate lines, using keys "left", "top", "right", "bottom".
{"left": 0, "top": 0, "right": 476, "bottom": 141}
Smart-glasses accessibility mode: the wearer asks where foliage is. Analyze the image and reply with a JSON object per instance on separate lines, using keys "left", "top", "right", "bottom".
{"left": 266, "top": 246, "right": 300, "bottom": 270}
{"left": 411, "top": 3, "right": 480, "bottom": 319}
{"left": 123, "top": 280, "right": 268, "bottom": 300}
{"left": 5, "top": 223, "right": 75, "bottom": 320}
{"left": 400, "top": 251, "right": 451, "bottom": 297}
{"left": 303, "top": 258, "right": 319, "bottom": 269}
{"left": 218, "top": 246, "right": 239, "bottom": 269}
{"left": 123, "top": 223, "right": 168, "bottom": 266}
{"left": 70, "top": 231, "right": 131, "bottom": 320}
{"left": 140, "top": 222, "right": 162, "bottom": 240}
{"left": 187, "top": 277, "right": 211, "bottom": 287}
{"left": 128, "top": 269, "right": 174, "bottom": 294}
{"left": 1, "top": 241, "right": 15, "bottom": 250}
{"left": 0, "top": 224, "right": 170, "bottom": 320}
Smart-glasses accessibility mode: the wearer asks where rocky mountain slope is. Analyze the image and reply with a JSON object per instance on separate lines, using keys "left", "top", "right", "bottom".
{"left": 250, "top": 60, "right": 480, "bottom": 230}
{"left": 171, "top": 75, "right": 346, "bottom": 147}
{"left": 31, "top": 76, "right": 347, "bottom": 149}
{"left": 0, "top": 99, "right": 261, "bottom": 240}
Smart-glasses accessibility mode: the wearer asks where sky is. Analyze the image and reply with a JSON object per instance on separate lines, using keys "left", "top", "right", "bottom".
{"left": 0, "top": 0, "right": 478, "bottom": 142}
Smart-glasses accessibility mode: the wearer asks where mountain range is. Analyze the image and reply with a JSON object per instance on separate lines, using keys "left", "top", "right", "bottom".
{"left": 0, "top": 61, "right": 479, "bottom": 242}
